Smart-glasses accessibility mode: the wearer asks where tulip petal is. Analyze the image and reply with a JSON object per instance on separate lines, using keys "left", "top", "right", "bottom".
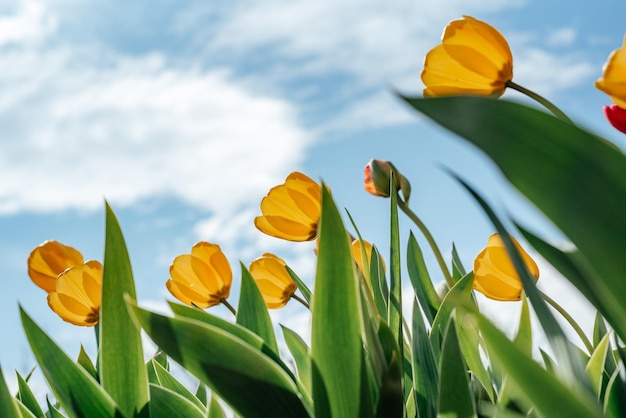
{"left": 595, "top": 36, "right": 626, "bottom": 108}
{"left": 27, "top": 241, "right": 84, "bottom": 293}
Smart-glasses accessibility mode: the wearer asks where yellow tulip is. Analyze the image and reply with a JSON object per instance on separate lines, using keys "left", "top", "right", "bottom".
{"left": 249, "top": 253, "right": 297, "bottom": 309}
{"left": 351, "top": 239, "right": 385, "bottom": 275}
{"left": 47, "top": 260, "right": 102, "bottom": 326}
{"left": 254, "top": 172, "right": 322, "bottom": 241}
{"left": 166, "top": 242, "right": 232, "bottom": 309}
{"left": 27, "top": 240, "right": 84, "bottom": 293}
{"left": 595, "top": 35, "right": 626, "bottom": 109}
{"left": 473, "top": 233, "right": 539, "bottom": 301}
{"left": 421, "top": 16, "right": 513, "bottom": 97}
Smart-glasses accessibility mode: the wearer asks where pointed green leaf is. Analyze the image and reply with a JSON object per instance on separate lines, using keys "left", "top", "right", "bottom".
{"left": 150, "top": 360, "right": 207, "bottom": 413}
{"left": 412, "top": 298, "right": 438, "bottom": 418}
{"left": 20, "top": 307, "right": 120, "bottom": 418}
{"left": 407, "top": 232, "right": 440, "bottom": 325}
{"left": 281, "top": 325, "right": 312, "bottom": 395}
{"left": 100, "top": 202, "right": 149, "bottom": 417}
{"left": 375, "top": 320, "right": 404, "bottom": 418}
{"left": 149, "top": 384, "right": 205, "bottom": 418}
{"left": 16, "top": 402, "right": 37, "bottom": 418}
{"left": 16, "top": 372, "right": 44, "bottom": 417}
{"left": 0, "top": 367, "right": 21, "bottom": 418}
{"left": 388, "top": 174, "right": 403, "bottom": 365}
{"left": 128, "top": 300, "right": 310, "bottom": 418}
{"left": 586, "top": 333, "right": 611, "bottom": 398}
{"left": 285, "top": 266, "right": 312, "bottom": 304}
{"left": 369, "top": 245, "right": 389, "bottom": 316}
{"left": 438, "top": 319, "right": 476, "bottom": 418}
{"left": 208, "top": 393, "right": 226, "bottom": 418}
{"left": 604, "top": 366, "right": 626, "bottom": 418}
{"left": 311, "top": 184, "right": 369, "bottom": 418}
{"left": 46, "top": 397, "right": 67, "bottom": 418}
{"left": 236, "top": 263, "right": 278, "bottom": 353}
{"left": 195, "top": 383, "right": 207, "bottom": 407}
{"left": 77, "top": 345, "right": 98, "bottom": 381}
{"left": 593, "top": 313, "right": 609, "bottom": 349}
{"left": 451, "top": 243, "right": 467, "bottom": 279}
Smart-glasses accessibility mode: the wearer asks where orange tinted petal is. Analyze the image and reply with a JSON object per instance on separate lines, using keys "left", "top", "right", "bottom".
{"left": 249, "top": 253, "right": 297, "bottom": 309}
{"left": 48, "top": 262, "right": 101, "bottom": 326}
{"left": 595, "top": 36, "right": 626, "bottom": 108}
{"left": 28, "top": 240, "right": 84, "bottom": 292}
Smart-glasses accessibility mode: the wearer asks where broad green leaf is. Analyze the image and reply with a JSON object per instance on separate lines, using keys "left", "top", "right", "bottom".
{"left": 285, "top": 265, "right": 311, "bottom": 304}
{"left": 20, "top": 307, "right": 120, "bottom": 418}
{"left": 208, "top": 394, "right": 227, "bottom": 418}
{"left": 128, "top": 300, "right": 310, "bottom": 418}
{"left": 586, "top": 333, "right": 611, "bottom": 398}
{"left": 281, "top": 325, "right": 312, "bottom": 395}
{"left": 236, "top": 263, "right": 279, "bottom": 354}
{"left": 311, "top": 185, "right": 370, "bottom": 418}
{"left": 403, "top": 96, "right": 626, "bottom": 345}
{"left": 150, "top": 360, "right": 206, "bottom": 413}
{"left": 412, "top": 298, "right": 438, "bottom": 418}
{"left": 77, "top": 345, "right": 98, "bottom": 381}
{"left": 375, "top": 320, "right": 404, "bottom": 418}
{"left": 388, "top": 175, "right": 403, "bottom": 365}
{"left": 17, "top": 372, "right": 44, "bottom": 417}
{"left": 149, "top": 384, "right": 205, "bottom": 418}
{"left": 100, "top": 202, "right": 149, "bottom": 418}
{"left": 472, "top": 310, "right": 603, "bottom": 418}
{"left": 0, "top": 367, "right": 21, "bottom": 418}
{"left": 407, "top": 232, "right": 440, "bottom": 325}
{"left": 438, "top": 319, "right": 476, "bottom": 418}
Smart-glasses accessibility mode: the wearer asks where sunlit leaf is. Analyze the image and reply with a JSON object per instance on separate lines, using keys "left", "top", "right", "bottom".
{"left": 407, "top": 232, "right": 440, "bottom": 325}
{"left": 16, "top": 371, "right": 44, "bottom": 417}
{"left": 0, "top": 367, "right": 21, "bottom": 418}
{"left": 149, "top": 384, "right": 205, "bottom": 418}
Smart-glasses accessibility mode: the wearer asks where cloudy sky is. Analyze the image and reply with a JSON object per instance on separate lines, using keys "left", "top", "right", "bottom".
{"left": 1, "top": 0, "right": 624, "bottom": 394}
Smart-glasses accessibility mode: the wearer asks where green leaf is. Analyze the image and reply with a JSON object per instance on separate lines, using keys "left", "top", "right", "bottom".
{"left": 586, "top": 333, "right": 611, "bottom": 398}
{"left": 128, "top": 300, "right": 310, "bottom": 418}
{"left": 281, "top": 325, "right": 312, "bottom": 395}
{"left": 471, "top": 310, "right": 603, "bottom": 418}
{"left": 311, "top": 184, "right": 370, "bottom": 418}
{"left": 208, "top": 393, "right": 226, "bottom": 418}
{"left": 451, "top": 243, "right": 467, "bottom": 279}
{"left": 46, "top": 397, "right": 67, "bottom": 418}
{"left": 411, "top": 298, "right": 438, "bottom": 418}
{"left": 438, "top": 319, "right": 476, "bottom": 418}
{"left": 375, "top": 320, "right": 404, "bottom": 418}
{"left": 16, "top": 401, "right": 37, "bottom": 418}
{"left": 0, "top": 367, "right": 21, "bottom": 418}
{"left": 100, "top": 202, "right": 149, "bottom": 417}
{"left": 456, "top": 313, "right": 495, "bottom": 401}
{"left": 388, "top": 174, "right": 403, "bottom": 365}
{"left": 604, "top": 366, "right": 626, "bottom": 418}
{"left": 236, "top": 263, "right": 279, "bottom": 353}
{"left": 16, "top": 372, "right": 44, "bottom": 417}
{"left": 77, "top": 345, "right": 99, "bottom": 381}
{"left": 593, "top": 313, "right": 609, "bottom": 349}
{"left": 150, "top": 360, "right": 207, "bottom": 413}
{"left": 20, "top": 307, "right": 120, "bottom": 418}
{"left": 407, "top": 232, "right": 440, "bottom": 325}
{"left": 369, "top": 245, "right": 389, "bottom": 316}
{"left": 403, "top": 96, "right": 626, "bottom": 345}
{"left": 194, "top": 383, "right": 207, "bottom": 407}
{"left": 149, "top": 384, "right": 205, "bottom": 418}
{"left": 285, "top": 265, "right": 312, "bottom": 304}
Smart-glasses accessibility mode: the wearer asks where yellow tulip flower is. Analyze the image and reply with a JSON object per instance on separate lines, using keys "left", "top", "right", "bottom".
{"left": 254, "top": 172, "right": 322, "bottom": 241}
{"left": 47, "top": 260, "right": 102, "bottom": 326}
{"left": 249, "top": 253, "right": 297, "bottom": 309}
{"left": 166, "top": 242, "right": 233, "bottom": 309}
{"left": 351, "top": 239, "right": 385, "bottom": 275}
{"left": 28, "top": 240, "right": 84, "bottom": 293}
{"left": 421, "top": 16, "right": 513, "bottom": 97}
{"left": 595, "top": 35, "right": 626, "bottom": 109}
{"left": 473, "top": 233, "right": 539, "bottom": 301}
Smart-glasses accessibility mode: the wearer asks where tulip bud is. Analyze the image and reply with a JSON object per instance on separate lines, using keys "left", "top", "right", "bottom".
{"left": 603, "top": 104, "right": 626, "bottom": 134}
{"left": 364, "top": 159, "right": 411, "bottom": 202}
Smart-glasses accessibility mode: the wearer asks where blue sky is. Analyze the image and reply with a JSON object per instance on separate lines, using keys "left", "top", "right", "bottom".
{"left": 1, "top": 0, "right": 625, "bottom": 394}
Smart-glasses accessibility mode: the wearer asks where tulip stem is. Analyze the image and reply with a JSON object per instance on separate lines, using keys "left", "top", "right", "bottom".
{"left": 506, "top": 81, "right": 573, "bottom": 124}
{"left": 292, "top": 293, "right": 310, "bottom": 310}
{"left": 540, "top": 290, "right": 594, "bottom": 354}
{"left": 221, "top": 299, "right": 237, "bottom": 316}
{"left": 397, "top": 198, "right": 455, "bottom": 287}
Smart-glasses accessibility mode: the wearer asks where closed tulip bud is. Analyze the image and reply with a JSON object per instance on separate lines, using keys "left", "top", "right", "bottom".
{"left": 473, "top": 233, "right": 539, "bottom": 301}
{"left": 364, "top": 159, "right": 411, "bottom": 202}
{"left": 603, "top": 104, "right": 626, "bottom": 134}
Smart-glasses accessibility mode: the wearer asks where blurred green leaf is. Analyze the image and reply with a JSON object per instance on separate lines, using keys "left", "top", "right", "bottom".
{"left": 0, "top": 367, "right": 21, "bottom": 418}
{"left": 457, "top": 312, "right": 495, "bottom": 402}
{"left": 411, "top": 298, "right": 438, "bottom": 418}
{"left": 208, "top": 393, "right": 227, "bottom": 418}
{"left": 472, "top": 310, "right": 603, "bottom": 418}
{"left": 16, "top": 402, "right": 37, "bottom": 418}
{"left": 16, "top": 372, "right": 44, "bottom": 417}
{"left": 586, "top": 333, "right": 610, "bottom": 399}
{"left": 101, "top": 202, "right": 149, "bottom": 418}
{"left": 407, "top": 232, "right": 440, "bottom": 325}
{"left": 148, "top": 384, "right": 205, "bottom": 418}
{"left": 77, "top": 345, "right": 98, "bottom": 381}
{"left": 438, "top": 319, "right": 476, "bottom": 418}
{"left": 375, "top": 320, "right": 404, "bottom": 418}
{"left": 20, "top": 307, "right": 120, "bottom": 418}
{"left": 311, "top": 184, "right": 371, "bottom": 418}
{"left": 403, "top": 96, "right": 626, "bottom": 346}
{"left": 150, "top": 360, "right": 207, "bottom": 413}
{"left": 195, "top": 383, "right": 207, "bottom": 407}
{"left": 46, "top": 397, "right": 67, "bottom": 418}
{"left": 237, "top": 263, "right": 279, "bottom": 354}
{"left": 603, "top": 366, "right": 626, "bottom": 418}
{"left": 281, "top": 325, "right": 312, "bottom": 395}
{"left": 285, "top": 265, "right": 311, "bottom": 304}
{"left": 594, "top": 313, "right": 609, "bottom": 349}
{"left": 128, "top": 300, "right": 310, "bottom": 418}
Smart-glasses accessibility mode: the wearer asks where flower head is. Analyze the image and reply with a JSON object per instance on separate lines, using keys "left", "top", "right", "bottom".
{"left": 595, "top": 36, "right": 626, "bottom": 109}
{"left": 364, "top": 159, "right": 411, "bottom": 202}
{"left": 47, "top": 260, "right": 103, "bottom": 326}
{"left": 421, "top": 16, "right": 513, "bottom": 97}
{"left": 473, "top": 233, "right": 539, "bottom": 301}
{"left": 351, "top": 239, "right": 386, "bottom": 275}
{"left": 603, "top": 104, "right": 626, "bottom": 134}
{"left": 249, "top": 253, "right": 297, "bottom": 309}
{"left": 254, "top": 172, "right": 322, "bottom": 241}
{"left": 166, "top": 242, "right": 232, "bottom": 309}
{"left": 28, "top": 240, "right": 84, "bottom": 293}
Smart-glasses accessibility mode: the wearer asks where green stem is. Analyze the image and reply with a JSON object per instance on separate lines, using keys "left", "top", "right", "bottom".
{"left": 291, "top": 293, "right": 310, "bottom": 310}
{"left": 540, "top": 291, "right": 594, "bottom": 354}
{"left": 397, "top": 198, "right": 454, "bottom": 287}
{"left": 221, "top": 299, "right": 237, "bottom": 316}
{"left": 506, "top": 80, "right": 573, "bottom": 124}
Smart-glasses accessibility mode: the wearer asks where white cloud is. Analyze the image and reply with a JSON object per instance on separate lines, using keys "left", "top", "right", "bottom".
{"left": 547, "top": 27, "right": 577, "bottom": 47}
{"left": 0, "top": 0, "right": 55, "bottom": 46}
